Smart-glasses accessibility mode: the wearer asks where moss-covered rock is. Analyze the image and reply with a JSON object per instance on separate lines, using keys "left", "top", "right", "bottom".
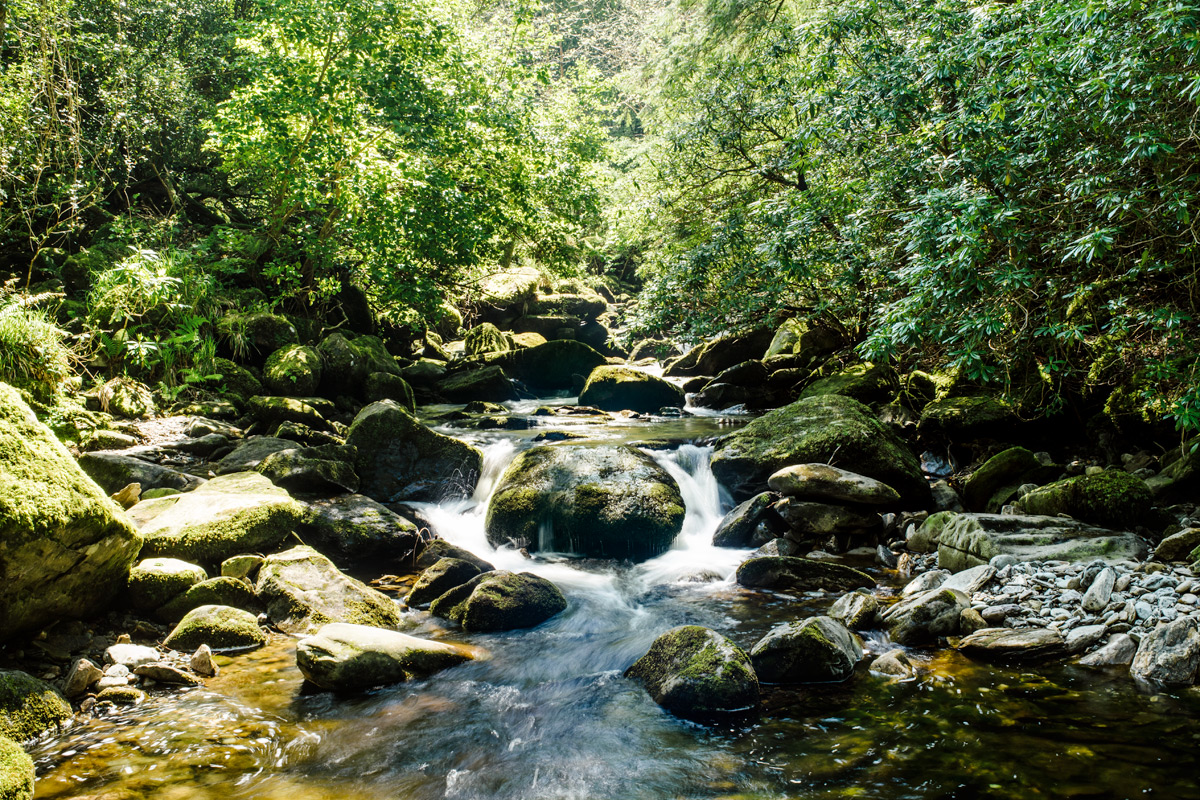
{"left": 301, "top": 494, "right": 423, "bottom": 572}
{"left": 918, "top": 395, "right": 1019, "bottom": 440}
{"left": 0, "top": 735, "right": 33, "bottom": 800}
{"left": 257, "top": 444, "right": 359, "bottom": 495}
{"left": 126, "top": 558, "right": 208, "bottom": 611}
{"left": 163, "top": 604, "right": 266, "bottom": 651}
{"left": 882, "top": 587, "right": 970, "bottom": 645}
{"left": 530, "top": 292, "right": 607, "bottom": 319}
{"left": 99, "top": 377, "right": 155, "bottom": 419}
{"left": 768, "top": 463, "right": 901, "bottom": 506}
{"left": 934, "top": 512, "right": 1148, "bottom": 572}
{"left": 664, "top": 329, "right": 775, "bottom": 378}
{"left": 961, "top": 447, "right": 1044, "bottom": 512}
{"left": 487, "top": 340, "right": 607, "bottom": 391}
{"left": 217, "top": 312, "right": 299, "bottom": 367}
{"left": 711, "top": 394, "right": 929, "bottom": 505}
{"left": 437, "top": 366, "right": 519, "bottom": 403}
{"left": 624, "top": 625, "right": 759, "bottom": 722}
{"left": 156, "top": 576, "right": 261, "bottom": 621}
{"left": 735, "top": 556, "right": 874, "bottom": 593}
{"left": 1020, "top": 470, "right": 1152, "bottom": 529}
{"left": 78, "top": 451, "right": 204, "bottom": 495}
{"left": 262, "top": 344, "right": 323, "bottom": 397}
{"left": 364, "top": 372, "right": 415, "bottom": 410}
{"left": 429, "top": 570, "right": 566, "bottom": 632}
{"left": 577, "top": 366, "right": 684, "bottom": 413}
{"left": 0, "top": 383, "right": 143, "bottom": 640}
{"left": 712, "top": 492, "right": 782, "bottom": 548}
{"left": 405, "top": 558, "right": 485, "bottom": 608}
{"left": 0, "top": 671, "right": 71, "bottom": 742}
{"left": 346, "top": 400, "right": 483, "bottom": 503}
{"left": 1146, "top": 437, "right": 1200, "bottom": 504}
{"left": 749, "top": 616, "right": 862, "bottom": 683}
{"left": 316, "top": 332, "right": 401, "bottom": 399}
{"left": 130, "top": 471, "right": 307, "bottom": 568}
{"left": 414, "top": 539, "right": 495, "bottom": 572}
{"left": 799, "top": 362, "right": 898, "bottom": 404}
{"left": 256, "top": 545, "right": 400, "bottom": 634}
{"left": 246, "top": 396, "right": 332, "bottom": 432}
{"left": 463, "top": 323, "right": 511, "bottom": 357}
{"left": 296, "top": 623, "right": 475, "bottom": 690}
{"left": 507, "top": 332, "right": 547, "bottom": 350}
{"left": 214, "top": 436, "right": 295, "bottom": 474}
{"left": 204, "top": 358, "right": 263, "bottom": 400}
{"left": 485, "top": 445, "right": 685, "bottom": 561}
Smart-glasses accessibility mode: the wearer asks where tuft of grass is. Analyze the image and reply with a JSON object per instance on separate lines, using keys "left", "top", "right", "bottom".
{"left": 0, "top": 292, "right": 73, "bottom": 401}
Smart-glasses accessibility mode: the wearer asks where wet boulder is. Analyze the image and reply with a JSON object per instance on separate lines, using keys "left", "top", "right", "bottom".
{"left": 364, "top": 372, "right": 416, "bottom": 410}
{"left": 577, "top": 366, "right": 684, "bottom": 413}
{"left": 429, "top": 570, "right": 566, "bottom": 632}
{"left": 130, "top": 471, "right": 307, "bottom": 568}
{"left": 256, "top": 545, "right": 400, "bottom": 634}
{"left": 735, "top": 556, "right": 874, "bottom": 593}
{"left": 257, "top": 444, "right": 360, "bottom": 495}
{"left": 464, "top": 322, "right": 511, "bottom": 357}
{"left": 126, "top": 558, "right": 208, "bottom": 611}
{"left": 749, "top": 616, "right": 862, "bottom": 683}
{"left": 487, "top": 340, "right": 607, "bottom": 392}
{"left": 78, "top": 451, "right": 204, "bottom": 495}
{"left": 437, "top": 366, "right": 519, "bottom": 403}
{"left": 406, "top": 558, "right": 485, "bottom": 609}
{"left": 957, "top": 627, "right": 1067, "bottom": 664}
{"left": 829, "top": 590, "right": 882, "bottom": 629}
{"left": 1129, "top": 618, "right": 1200, "bottom": 685}
{"left": 712, "top": 492, "right": 782, "bottom": 548}
{"left": 415, "top": 539, "right": 495, "bottom": 573}
{"left": 0, "top": 670, "right": 72, "bottom": 742}
{"left": 296, "top": 623, "right": 476, "bottom": 690}
{"left": 0, "top": 734, "right": 33, "bottom": 799}
{"left": 624, "top": 625, "right": 759, "bottom": 722}
{"left": 316, "top": 332, "right": 401, "bottom": 399}
{"left": 0, "top": 383, "right": 143, "bottom": 640}
{"left": 301, "top": 494, "right": 424, "bottom": 572}
{"left": 156, "top": 576, "right": 261, "bottom": 622}
{"left": 163, "top": 604, "right": 267, "bottom": 652}
{"left": 772, "top": 497, "right": 883, "bottom": 538}
{"left": 262, "top": 344, "right": 323, "bottom": 397}
{"left": 215, "top": 436, "right": 296, "bottom": 474}
{"left": 767, "top": 463, "right": 901, "bottom": 507}
{"left": 485, "top": 445, "right": 685, "bottom": 561}
{"left": 798, "top": 362, "right": 897, "bottom": 404}
{"left": 961, "top": 447, "right": 1044, "bottom": 512}
{"left": 933, "top": 512, "right": 1148, "bottom": 572}
{"left": 882, "top": 587, "right": 970, "bottom": 646}
{"left": 711, "top": 394, "right": 929, "bottom": 506}
{"left": 346, "top": 401, "right": 483, "bottom": 503}
{"left": 664, "top": 329, "right": 774, "bottom": 378}
{"left": 1019, "top": 470, "right": 1153, "bottom": 530}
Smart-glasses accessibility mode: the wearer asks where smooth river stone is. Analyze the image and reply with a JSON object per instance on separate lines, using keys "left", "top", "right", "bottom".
{"left": 768, "top": 463, "right": 901, "bottom": 506}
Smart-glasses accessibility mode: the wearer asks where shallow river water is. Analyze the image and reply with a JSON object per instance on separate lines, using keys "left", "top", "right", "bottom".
{"left": 27, "top": 405, "right": 1200, "bottom": 800}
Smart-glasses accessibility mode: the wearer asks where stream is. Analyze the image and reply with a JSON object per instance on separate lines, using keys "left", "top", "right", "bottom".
{"left": 26, "top": 403, "right": 1200, "bottom": 799}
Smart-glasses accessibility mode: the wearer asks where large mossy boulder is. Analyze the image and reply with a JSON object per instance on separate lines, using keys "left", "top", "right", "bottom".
{"left": 156, "top": 576, "right": 261, "bottom": 622}
{"left": 126, "top": 558, "right": 208, "bottom": 611}
{"left": 485, "top": 445, "right": 685, "bottom": 561}
{"left": 245, "top": 396, "right": 333, "bottom": 432}
{"left": 624, "top": 626, "right": 759, "bottom": 722}
{"left": 129, "top": 471, "right": 307, "bottom": 568}
{"left": 316, "top": 332, "right": 401, "bottom": 399}
{"left": 163, "top": 604, "right": 267, "bottom": 652}
{"left": 749, "top": 616, "right": 862, "bottom": 683}
{"left": 429, "top": 570, "right": 566, "bottom": 632}
{"left": 882, "top": 587, "right": 971, "bottom": 645}
{"left": 206, "top": 357, "right": 263, "bottom": 400}
{"left": 463, "top": 323, "right": 511, "bottom": 357}
{"left": 735, "top": 556, "right": 874, "bottom": 593}
{"left": 0, "top": 383, "right": 143, "bottom": 640}
{"left": 1019, "top": 470, "right": 1152, "bottom": 529}
{"left": 345, "top": 401, "right": 483, "bottom": 503}
{"left": 711, "top": 394, "right": 929, "bottom": 505}
{"left": 1147, "top": 437, "right": 1200, "bottom": 503}
{"left": 296, "top": 623, "right": 475, "bottom": 690}
{"left": 0, "top": 670, "right": 72, "bottom": 742}
{"left": 961, "top": 447, "right": 1044, "bottom": 512}
{"left": 577, "top": 366, "right": 685, "bottom": 413}
{"left": 918, "top": 395, "right": 1019, "bottom": 440}
{"left": 798, "top": 363, "right": 897, "bottom": 404}
{"left": 530, "top": 293, "right": 607, "bottom": 319}
{"left": 768, "top": 463, "right": 900, "bottom": 506}
{"left": 406, "top": 558, "right": 484, "bottom": 608}
{"left": 256, "top": 545, "right": 400, "bottom": 634}
{"left": 217, "top": 312, "right": 299, "bottom": 366}
{"left": 664, "top": 329, "right": 774, "bottom": 378}
{"left": 488, "top": 340, "right": 607, "bottom": 391}
{"left": 437, "top": 366, "right": 519, "bottom": 403}
{"left": 99, "top": 377, "right": 155, "bottom": 419}
{"left": 263, "top": 344, "right": 323, "bottom": 397}
{"left": 933, "top": 512, "right": 1148, "bottom": 572}
{"left": 0, "top": 735, "right": 33, "bottom": 800}
{"left": 364, "top": 372, "right": 416, "bottom": 410}
{"left": 257, "top": 444, "right": 359, "bottom": 495}
{"left": 301, "top": 494, "right": 424, "bottom": 571}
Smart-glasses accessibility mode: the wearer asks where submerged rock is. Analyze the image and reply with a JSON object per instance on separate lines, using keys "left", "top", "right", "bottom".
{"left": 0, "top": 670, "right": 72, "bottom": 742}
{"left": 711, "top": 395, "right": 928, "bottom": 505}
{"left": 0, "top": 383, "right": 143, "bottom": 640}
{"left": 296, "top": 623, "right": 475, "bottom": 690}
{"left": 164, "top": 605, "right": 266, "bottom": 652}
{"left": 256, "top": 546, "right": 399, "bottom": 634}
{"left": 625, "top": 625, "right": 759, "bottom": 722}
{"left": 485, "top": 445, "right": 685, "bottom": 561}
{"left": 735, "top": 556, "right": 874, "bottom": 593}
{"left": 933, "top": 512, "right": 1148, "bottom": 572}
{"left": 750, "top": 616, "right": 862, "bottom": 683}
{"left": 130, "top": 471, "right": 307, "bottom": 567}
{"left": 429, "top": 571, "right": 566, "bottom": 632}
{"left": 577, "top": 366, "right": 684, "bottom": 413}
{"left": 346, "top": 401, "right": 483, "bottom": 503}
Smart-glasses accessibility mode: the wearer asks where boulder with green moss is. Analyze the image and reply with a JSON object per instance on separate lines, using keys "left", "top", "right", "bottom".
{"left": 217, "top": 312, "right": 299, "bottom": 366}
{"left": 768, "top": 463, "right": 901, "bottom": 506}
{"left": 215, "top": 436, "right": 295, "bottom": 474}
{"left": 0, "top": 671, "right": 71, "bottom": 742}
{"left": 204, "top": 358, "right": 263, "bottom": 400}
{"left": 346, "top": 401, "right": 483, "bottom": 503}
{"left": 577, "top": 366, "right": 684, "bottom": 413}
{"left": 1147, "top": 437, "right": 1200, "bottom": 503}
{"left": 711, "top": 394, "right": 929, "bottom": 505}
{"left": 918, "top": 395, "right": 1019, "bottom": 440}
{"left": 624, "top": 625, "right": 759, "bottom": 722}
{"left": 406, "top": 558, "right": 485, "bottom": 608}
{"left": 749, "top": 615, "right": 862, "bottom": 683}
{"left": 0, "top": 735, "right": 33, "bottom": 800}
{"left": 464, "top": 323, "right": 511, "bottom": 357}
{"left": 1020, "top": 470, "right": 1152, "bottom": 529}
{"left": 156, "top": 576, "right": 261, "bottom": 621}
{"left": 316, "top": 332, "right": 401, "bottom": 399}
{"left": 934, "top": 512, "right": 1148, "bottom": 572}
{"left": 296, "top": 623, "right": 475, "bottom": 690}
{"left": 99, "top": 377, "right": 156, "bottom": 419}
{"left": 301, "top": 494, "right": 423, "bottom": 571}
{"left": 262, "top": 344, "right": 323, "bottom": 397}
{"left": 485, "top": 445, "right": 685, "bottom": 561}
{"left": 0, "top": 383, "right": 143, "bottom": 640}
{"left": 257, "top": 444, "right": 359, "bottom": 495}
{"left": 799, "top": 362, "right": 897, "bottom": 404}
{"left": 664, "top": 329, "right": 774, "bottom": 378}
{"left": 246, "top": 396, "right": 332, "bottom": 432}
{"left": 129, "top": 471, "right": 307, "bottom": 567}
{"left": 487, "top": 340, "right": 607, "bottom": 391}
{"left": 883, "top": 587, "right": 971, "bottom": 645}
{"left": 429, "top": 570, "right": 566, "bottom": 632}
{"left": 256, "top": 545, "right": 400, "bottom": 634}
{"left": 961, "top": 447, "right": 1045, "bottom": 512}
{"left": 437, "top": 366, "right": 518, "bottom": 403}
{"left": 735, "top": 556, "right": 874, "bottom": 593}
{"left": 126, "top": 558, "right": 208, "bottom": 610}
{"left": 79, "top": 451, "right": 204, "bottom": 495}
{"left": 163, "top": 604, "right": 266, "bottom": 651}
{"left": 364, "top": 372, "right": 415, "bottom": 410}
